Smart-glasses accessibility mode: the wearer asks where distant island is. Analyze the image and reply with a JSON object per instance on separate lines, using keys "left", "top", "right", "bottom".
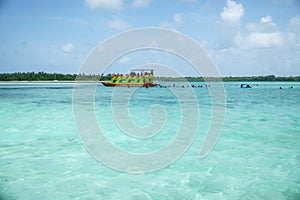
{"left": 0, "top": 72, "right": 299, "bottom": 82}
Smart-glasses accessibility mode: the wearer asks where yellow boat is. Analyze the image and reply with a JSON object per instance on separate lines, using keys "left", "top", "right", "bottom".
{"left": 100, "top": 69, "right": 154, "bottom": 87}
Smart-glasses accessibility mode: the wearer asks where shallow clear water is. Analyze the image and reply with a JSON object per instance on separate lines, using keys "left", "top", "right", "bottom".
{"left": 0, "top": 82, "right": 299, "bottom": 199}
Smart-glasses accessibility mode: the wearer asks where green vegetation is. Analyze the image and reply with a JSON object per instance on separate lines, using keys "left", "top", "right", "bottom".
{"left": 0, "top": 72, "right": 100, "bottom": 81}
{"left": 156, "top": 75, "right": 300, "bottom": 82}
{"left": 0, "top": 72, "right": 299, "bottom": 81}
{"left": 221, "top": 75, "right": 300, "bottom": 82}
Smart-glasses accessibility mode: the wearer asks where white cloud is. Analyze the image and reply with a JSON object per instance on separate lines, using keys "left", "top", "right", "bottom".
{"left": 158, "top": 13, "right": 184, "bottom": 28}
{"left": 200, "top": 40, "right": 208, "bottom": 48}
{"left": 287, "top": 15, "right": 300, "bottom": 48}
{"left": 235, "top": 32, "right": 283, "bottom": 48}
{"left": 213, "top": 8, "right": 298, "bottom": 76}
{"left": 85, "top": 0, "right": 123, "bottom": 10}
{"left": 246, "top": 16, "right": 277, "bottom": 33}
{"left": 61, "top": 43, "right": 74, "bottom": 53}
{"left": 132, "top": 0, "right": 151, "bottom": 8}
{"left": 260, "top": 15, "right": 272, "bottom": 23}
{"left": 236, "top": 15, "right": 284, "bottom": 49}
{"left": 107, "top": 18, "right": 131, "bottom": 30}
{"left": 288, "top": 15, "right": 300, "bottom": 33}
{"left": 220, "top": 0, "right": 244, "bottom": 26}
{"left": 173, "top": 13, "right": 184, "bottom": 25}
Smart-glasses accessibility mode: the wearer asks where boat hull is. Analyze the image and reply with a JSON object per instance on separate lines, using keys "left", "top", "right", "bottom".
{"left": 100, "top": 81, "right": 154, "bottom": 87}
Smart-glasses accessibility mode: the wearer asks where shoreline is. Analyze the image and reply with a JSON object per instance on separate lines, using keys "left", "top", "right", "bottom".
{"left": 1, "top": 72, "right": 299, "bottom": 82}
{"left": 0, "top": 80, "right": 299, "bottom": 83}
{"left": 1, "top": 72, "right": 300, "bottom": 82}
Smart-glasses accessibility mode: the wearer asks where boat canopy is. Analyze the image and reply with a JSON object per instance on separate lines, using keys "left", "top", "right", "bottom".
{"left": 130, "top": 69, "right": 153, "bottom": 75}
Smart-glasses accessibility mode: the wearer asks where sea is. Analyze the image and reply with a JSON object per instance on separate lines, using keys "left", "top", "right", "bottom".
{"left": 0, "top": 81, "right": 299, "bottom": 200}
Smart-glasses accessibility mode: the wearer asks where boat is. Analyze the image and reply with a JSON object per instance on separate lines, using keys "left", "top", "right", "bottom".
{"left": 241, "top": 84, "right": 251, "bottom": 88}
{"left": 100, "top": 69, "right": 155, "bottom": 87}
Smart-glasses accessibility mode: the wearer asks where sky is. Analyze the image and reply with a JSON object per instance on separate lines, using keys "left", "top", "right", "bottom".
{"left": 0, "top": 0, "right": 299, "bottom": 76}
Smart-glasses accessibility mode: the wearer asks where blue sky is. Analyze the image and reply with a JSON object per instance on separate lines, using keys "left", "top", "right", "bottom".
{"left": 0, "top": 0, "right": 299, "bottom": 76}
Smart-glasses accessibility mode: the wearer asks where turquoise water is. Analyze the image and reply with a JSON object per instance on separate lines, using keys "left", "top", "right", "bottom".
{"left": 0, "top": 82, "right": 299, "bottom": 199}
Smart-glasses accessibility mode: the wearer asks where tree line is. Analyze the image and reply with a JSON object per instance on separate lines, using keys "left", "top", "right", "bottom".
{"left": 155, "top": 75, "right": 300, "bottom": 82}
{"left": 0, "top": 72, "right": 101, "bottom": 81}
{"left": 0, "top": 72, "right": 299, "bottom": 81}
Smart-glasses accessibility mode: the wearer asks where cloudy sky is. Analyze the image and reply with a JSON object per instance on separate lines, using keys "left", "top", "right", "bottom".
{"left": 0, "top": 0, "right": 299, "bottom": 76}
